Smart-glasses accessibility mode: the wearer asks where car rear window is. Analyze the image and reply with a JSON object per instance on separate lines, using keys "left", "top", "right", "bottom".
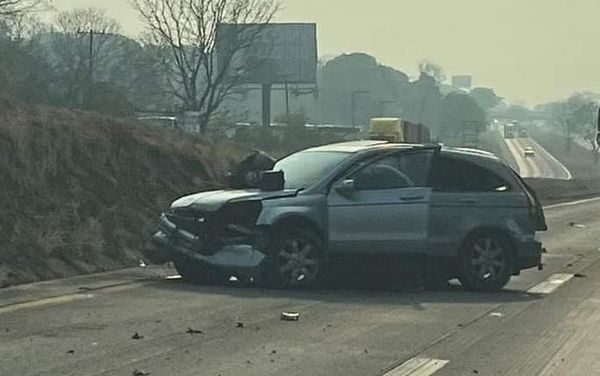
{"left": 428, "top": 156, "right": 512, "bottom": 193}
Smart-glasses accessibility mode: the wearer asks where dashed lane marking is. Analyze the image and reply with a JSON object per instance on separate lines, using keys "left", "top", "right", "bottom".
{"left": 382, "top": 357, "right": 450, "bottom": 376}
{"left": 527, "top": 273, "right": 575, "bottom": 295}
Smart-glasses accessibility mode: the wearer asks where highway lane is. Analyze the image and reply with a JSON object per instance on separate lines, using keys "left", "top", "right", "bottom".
{"left": 1, "top": 198, "right": 600, "bottom": 376}
{"left": 504, "top": 136, "right": 571, "bottom": 180}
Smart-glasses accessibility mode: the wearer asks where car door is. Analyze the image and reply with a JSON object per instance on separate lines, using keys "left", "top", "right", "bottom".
{"left": 427, "top": 154, "right": 526, "bottom": 258}
{"left": 327, "top": 150, "right": 433, "bottom": 254}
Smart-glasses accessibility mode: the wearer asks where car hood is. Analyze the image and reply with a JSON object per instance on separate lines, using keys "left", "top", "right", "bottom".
{"left": 171, "top": 189, "right": 298, "bottom": 212}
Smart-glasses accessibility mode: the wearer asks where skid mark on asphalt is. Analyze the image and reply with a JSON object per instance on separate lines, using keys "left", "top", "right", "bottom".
{"left": 527, "top": 273, "right": 575, "bottom": 294}
{"left": 382, "top": 357, "right": 449, "bottom": 376}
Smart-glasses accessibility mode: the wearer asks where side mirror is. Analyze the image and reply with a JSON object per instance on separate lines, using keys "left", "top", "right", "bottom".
{"left": 335, "top": 179, "right": 355, "bottom": 197}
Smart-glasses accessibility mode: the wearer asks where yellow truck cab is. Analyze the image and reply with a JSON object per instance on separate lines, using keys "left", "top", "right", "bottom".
{"left": 368, "top": 118, "right": 404, "bottom": 142}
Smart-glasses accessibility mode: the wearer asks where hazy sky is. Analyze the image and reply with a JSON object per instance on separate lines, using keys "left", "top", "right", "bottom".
{"left": 51, "top": 0, "right": 600, "bottom": 105}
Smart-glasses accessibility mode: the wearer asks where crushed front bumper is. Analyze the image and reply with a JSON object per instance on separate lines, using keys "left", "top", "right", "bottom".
{"left": 148, "top": 214, "right": 266, "bottom": 274}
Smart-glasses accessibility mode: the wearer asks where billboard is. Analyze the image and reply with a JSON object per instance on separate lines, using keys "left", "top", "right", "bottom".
{"left": 451, "top": 75, "right": 473, "bottom": 91}
{"left": 216, "top": 23, "right": 317, "bottom": 84}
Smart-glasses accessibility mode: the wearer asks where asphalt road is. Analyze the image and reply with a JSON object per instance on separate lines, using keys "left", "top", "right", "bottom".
{"left": 504, "top": 136, "right": 572, "bottom": 180}
{"left": 2, "top": 198, "right": 600, "bottom": 376}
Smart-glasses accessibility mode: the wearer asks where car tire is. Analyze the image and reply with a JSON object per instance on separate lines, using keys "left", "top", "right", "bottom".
{"left": 458, "top": 232, "right": 514, "bottom": 292}
{"left": 264, "top": 228, "right": 326, "bottom": 289}
{"left": 174, "top": 258, "right": 227, "bottom": 285}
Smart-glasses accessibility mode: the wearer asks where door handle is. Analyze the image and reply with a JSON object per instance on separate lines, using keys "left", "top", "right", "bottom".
{"left": 458, "top": 198, "right": 479, "bottom": 204}
{"left": 400, "top": 196, "right": 425, "bottom": 202}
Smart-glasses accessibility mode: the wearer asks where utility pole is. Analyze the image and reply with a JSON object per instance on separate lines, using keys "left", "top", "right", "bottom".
{"left": 284, "top": 80, "right": 290, "bottom": 119}
{"left": 76, "top": 28, "right": 106, "bottom": 108}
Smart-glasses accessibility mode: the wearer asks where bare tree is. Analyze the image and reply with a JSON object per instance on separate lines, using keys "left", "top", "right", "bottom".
{"left": 1, "top": 12, "right": 48, "bottom": 40}
{"left": 0, "top": 0, "right": 47, "bottom": 16}
{"left": 133, "top": 0, "right": 280, "bottom": 132}
{"left": 50, "top": 8, "right": 121, "bottom": 107}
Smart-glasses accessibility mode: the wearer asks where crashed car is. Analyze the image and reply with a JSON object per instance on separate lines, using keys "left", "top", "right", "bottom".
{"left": 147, "top": 141, "right": 547, "bottom": 292}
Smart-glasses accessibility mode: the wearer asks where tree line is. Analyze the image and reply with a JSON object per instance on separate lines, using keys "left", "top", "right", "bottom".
{"left": 1, "top": 0, "right": 520, "bottom": 145}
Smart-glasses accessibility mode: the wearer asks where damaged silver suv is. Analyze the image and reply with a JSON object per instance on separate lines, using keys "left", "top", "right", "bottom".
{"left": 148, "top": 141, "right": 547, "bottom": 291}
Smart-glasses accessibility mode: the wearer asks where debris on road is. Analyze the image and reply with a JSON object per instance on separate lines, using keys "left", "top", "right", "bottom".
{"left": 132, "top": 332, "right": 144, "bottom": 340}
{"left": 271, "top": 350, "right": 277, "bottom": 354}
{"left": 489, "top": 312, "right": 503, "bottom": 318}
{"left": 236, "top": 322, "right": 245, "bottom": 328}
{"left": 569, "top": 222, "right": 586, "bottom": 229}
{"left": 67, "top": 350, "right": 75, "bottom": 354}
{"left": 186, "top": 328, "right": 203, "bottom": 335}
{"left": 139, "top": 260, "right": 147, "bottom": 268}
{"left": 280, "top": 312, "right": 300, "bottom": 321}
{"left": 133, "top": 369, "right": 150, "bottom": 376}
{"left": 574, "top": 273, "right": 587, "bottom": 278}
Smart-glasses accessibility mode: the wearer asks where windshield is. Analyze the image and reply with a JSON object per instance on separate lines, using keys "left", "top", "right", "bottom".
{"left": 273, "top": 151, "right": 350, "bottom": 190}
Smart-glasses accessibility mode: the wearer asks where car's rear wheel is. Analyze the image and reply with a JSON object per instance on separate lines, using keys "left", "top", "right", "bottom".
{"left": 174, "top": 257, "right": 227, "bottom": 285}
{"left": 458, "top": 232, "right": 514, "bottom": 292}
{"left": 264, "top": 228, "right": 326, "bottom": 289}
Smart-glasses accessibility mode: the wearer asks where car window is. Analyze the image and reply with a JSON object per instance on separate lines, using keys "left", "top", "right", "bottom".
{"left": 352, "top": 151, "right": 432, "bottom": 191}
{"left": 274, "top": 151, "right": 351, "bottom": 190}
{"left": 428, "top": 156, "right": 511, "bottom": 193}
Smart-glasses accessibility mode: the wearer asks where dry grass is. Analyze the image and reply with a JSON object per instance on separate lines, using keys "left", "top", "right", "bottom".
{"left": 0, "top": 100, "right": 245, "bottom": 287}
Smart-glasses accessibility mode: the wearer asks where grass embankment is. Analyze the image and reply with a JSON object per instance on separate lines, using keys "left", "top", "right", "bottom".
{"left": 0, "top": 100, "right": 245, "bottom": 287}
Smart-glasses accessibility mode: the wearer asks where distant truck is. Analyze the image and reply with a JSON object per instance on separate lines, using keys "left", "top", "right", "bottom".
{"left": 504, "top": 123, "right": 516, "bottom": 138}
{"left": 368, "top": 117, "right": 431, "bottom": 143}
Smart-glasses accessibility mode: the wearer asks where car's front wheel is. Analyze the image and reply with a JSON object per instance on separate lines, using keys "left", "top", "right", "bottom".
{"left": 458, "top": 232, "right": 514, "bottom": 292}
{"left": 264, "top": 228, "right": 326, "bottom": 289}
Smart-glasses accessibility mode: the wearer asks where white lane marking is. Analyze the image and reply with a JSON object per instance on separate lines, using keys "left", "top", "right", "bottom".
{"left": 527, "top": 273, "right": 574, "bottom": 294}
{"left": 0, "top": 293, "right": 95, "bottom": 315}
{"left": 383, "top": 357, "right": 450, "bottom": 376}
{"left": 544, "top": 196, "right": 600, "bottom": 210}
{"left": 528, "top": 138, "right": 572, "bottom": 180}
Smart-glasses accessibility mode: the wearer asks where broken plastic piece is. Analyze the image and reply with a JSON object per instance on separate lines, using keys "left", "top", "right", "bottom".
{"left": 280, "top": 312, "right": 300, "bottom": 321}
{"left": 133, "top": 369, "right": 150, "bottom": 376}
{"left": 186, "top": 328, "right": 203, "bottom": 335}
{"left": 132, "top": 332, "right": 144, "bottom": 340}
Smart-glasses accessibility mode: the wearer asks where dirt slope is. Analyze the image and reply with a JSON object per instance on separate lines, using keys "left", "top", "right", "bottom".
{"left": 0, "top": 100, "right": 245, "bottom": 287}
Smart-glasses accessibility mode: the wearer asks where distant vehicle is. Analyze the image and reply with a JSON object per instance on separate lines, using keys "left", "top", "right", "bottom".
{"left": 524, "top": 146, "right": 535, "bottom": 157}
{"left": 147, "top": 140, "right": 547, "bottom": 292}
{"left": 519, "top": 129, "right": 529, "bottom": 138}
{"left": 137, "top": 116, "right": 178, "bottom": 130}
{"left": 504, "top": 123, "right": 516, "bottom": 138}
{"left": 369, "top": 117, "right": 431, "bottom": 143}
